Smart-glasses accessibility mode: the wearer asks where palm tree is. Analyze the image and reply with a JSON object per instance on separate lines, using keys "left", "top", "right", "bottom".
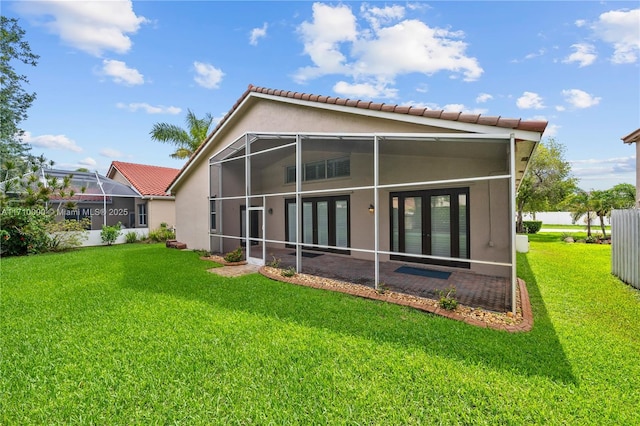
{"left": 565, "top": 189, "right": 597, "bottom": 237}
{"left": 150, "top": 109, "right": 214, "bottom": 160}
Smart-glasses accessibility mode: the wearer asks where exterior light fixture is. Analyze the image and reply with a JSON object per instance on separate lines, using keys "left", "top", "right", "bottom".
{"left": 368, "top": 204, "right": 375, "bottom": 214}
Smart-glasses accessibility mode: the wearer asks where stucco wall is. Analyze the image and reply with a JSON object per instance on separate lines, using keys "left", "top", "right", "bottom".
{"left": 148, "top": 198, "right": 176, "bottom": 230}
{"left": 174, "top": 97, "right": 514, "bottom": 274}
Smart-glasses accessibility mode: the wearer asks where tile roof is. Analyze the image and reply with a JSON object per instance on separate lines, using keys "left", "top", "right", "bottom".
{"left": 110, "top": 161, "right": 180, "bottom": 197}
{"left": 621, "top": 128, "right": 640, "bottom": 144}
{"left": 169, "top": 84, "right": 548, "bottom": 191}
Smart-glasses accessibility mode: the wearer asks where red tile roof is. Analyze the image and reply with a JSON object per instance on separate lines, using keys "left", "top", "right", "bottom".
{"left": 110, "top": 161, "right": 180, "bottom": 197}
{"left": 168, "top": 84, "right": 548, "bottom": 191}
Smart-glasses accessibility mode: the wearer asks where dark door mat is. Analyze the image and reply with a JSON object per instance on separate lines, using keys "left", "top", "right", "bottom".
{"left": 289, "top": 252, "right": 324, "bottom": 258}
{"left": 395, "top": 266, "right": 451, "bottom": 280}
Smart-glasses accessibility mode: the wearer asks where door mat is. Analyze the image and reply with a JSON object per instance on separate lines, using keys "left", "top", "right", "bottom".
{"left": 289, "top": 252, "right": 324, "bottom": 258}
{"left": 394, "top": 266, "right": 451, "bottom": 280}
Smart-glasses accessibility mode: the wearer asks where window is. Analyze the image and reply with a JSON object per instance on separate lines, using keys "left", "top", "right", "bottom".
{"left": 285, "top": 195, "right": 350, "bottom": 254}
{"left": 210, "top": 199, "right": 217, "bottom": 231}
{"left": 138, "top": 203, "right": 147, "bottom": 226}
{"left": 285, "top": 157, "right": 350, "bottom": 184}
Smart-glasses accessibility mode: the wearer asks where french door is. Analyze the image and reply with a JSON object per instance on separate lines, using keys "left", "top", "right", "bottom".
{"left": 285, "top": 196, "right": 350, "bottom": 254}
{"left": 390, "top": 188, "right": 469, "bottom": 268}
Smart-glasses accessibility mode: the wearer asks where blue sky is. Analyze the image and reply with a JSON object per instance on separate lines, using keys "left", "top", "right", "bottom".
{"left": 5, "top": 0, "right": 639, "bottom": 190}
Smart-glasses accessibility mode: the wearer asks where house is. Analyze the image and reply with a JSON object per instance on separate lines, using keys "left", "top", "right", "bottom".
{"left": 107, "top": 161, "right": 180, "bottom": 230}
{"left": 167, "top": 84, "right": 547, "bottom": 312}
{"left": 45, "top": 168, "right": 140, "bottom": 230}
{"left": 621, "top": 128, "right": 640, "bottom": 207}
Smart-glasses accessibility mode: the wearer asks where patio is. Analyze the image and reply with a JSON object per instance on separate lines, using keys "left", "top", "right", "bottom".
{"left": 260, "top": 247, "right": 510, "bottom": 312}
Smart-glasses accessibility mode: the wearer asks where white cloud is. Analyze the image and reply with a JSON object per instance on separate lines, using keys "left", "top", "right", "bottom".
{"left": 516, "top": 92, "right": 545, "bottom": 109}
{"left": 575, "top": 19, "right": 587, "bottom": 27}
{"left": 296, "top": 3, "right": 358, "bottom": 81}
{"left": 332, "top": 81, "right": 398, "bottom": 99}
{"left": 100, "top": 148, "right": 124, "bottom": 158}
{"left": 361, "top": 4, "right": 405, "bottom": 30}
{"left": 570, "top": 155, "right": 636, "bottom": 178}
{"left": 562, "top": 89, "right": 601, "bottom": 108}
{"left": 193, "top": 61, "right": 224, "bottom": 89}
{"left": 544, "top": 124, "right": 560, "bottom": 137}
{"left": 563, "top": 43, "right": 597, "bottom": 67}
{"left": 22, "top": 132, "right": 83, "bottom": 152}
{"left": 294, "top": 3, "right": 482, "bottom": 87}
{"left": 476, "top": 93, "right": 493, "bottom": 103}
{"left": 592, "top": 8, "right": 640, "bottom": 64}
{"left": 79, "top": 157, "right": 97, "bottom": 167}
{"left": 102, "top": 59, "right": 144, "bottom": 85}
{"left": 555, "top": 105, "right": 566, "bottom": 112}
{"left": 16, "top": 0, "right": 147, "bottom": 56}
{"left": 249, "top": 23, "right": 268, "bottom": 46}
{"left": 116, "top": 102, "right": 181, "bottom": 114}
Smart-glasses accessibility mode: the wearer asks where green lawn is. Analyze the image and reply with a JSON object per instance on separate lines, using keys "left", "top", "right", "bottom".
{"left": 2, "top": 241, "right": 639, "bottom": 424}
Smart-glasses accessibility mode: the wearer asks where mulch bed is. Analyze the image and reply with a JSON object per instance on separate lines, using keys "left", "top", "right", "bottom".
{"left": 259, "top": 266, "right": 533, "bottom": 332}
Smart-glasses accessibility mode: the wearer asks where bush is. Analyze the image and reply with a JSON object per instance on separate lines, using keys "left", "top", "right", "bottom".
{"left": 281, "top": 266, "right": 296, "bottom": 277}
{"left": 523, "top": 221, "right": 543, "bottom": 234}
{"left": 47, "top": 218, "right": 90, "bottom": 251}
{"left": 100, "top": 222, "right": 122, "bottom": 246}
{"left": 0, "top": 207, "right": 52, "bottom": 256}
{"left": 125, "top": 231, "right": 138, "bottom": 244}
{"left": 224, "top": 247, "right": 243, "bottom": 263}
{"left": 438, "top": 286, "right": 459, "bottom": 311}
{"left": 148, "top": 223, "right": 175, "bottom": 242}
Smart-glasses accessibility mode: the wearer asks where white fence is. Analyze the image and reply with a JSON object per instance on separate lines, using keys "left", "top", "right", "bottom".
{"left": 80, "top": 228, "right": 148, "bottom": 247}
{"left": 523, "top": 211, "right": 610, "bottom": 226}
{"left": 611, "top": 209, "right": 639, "bottom": 290}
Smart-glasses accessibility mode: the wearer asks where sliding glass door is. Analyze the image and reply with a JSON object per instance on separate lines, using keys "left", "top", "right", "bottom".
{"left": 391, "top": 188, "right": 469, "bottom": 267}
{"left": 285, "top": 196, "right": 350, "bottom": 253}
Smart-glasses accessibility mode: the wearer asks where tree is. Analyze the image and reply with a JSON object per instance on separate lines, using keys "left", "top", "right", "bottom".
{"left": 0, "top": 16, "right": 39, "bottom": 170}
{"left": 516, "top": 138, "right": 577, "bottom": 233}
{"left": 150, "top": 109, "right": 214, "bottom": 159}
{"left": 609, "top": 183, "right": 636, "bottom": 209}
{"left": 565, "top": 189, "right": 597, "bottom": 237}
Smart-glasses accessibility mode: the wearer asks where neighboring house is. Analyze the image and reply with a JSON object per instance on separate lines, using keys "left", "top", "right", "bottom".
{"left": 107, "top": 161, "right": 180, "bottom": 230}
{"left": 167, "top": 84, "right": 547, "bottom": 310}
{"left": 621, "top": 128, "right": 640, "bottom": 207}
{"left": 45, "top": 168, "right": 140, "bottom": 230}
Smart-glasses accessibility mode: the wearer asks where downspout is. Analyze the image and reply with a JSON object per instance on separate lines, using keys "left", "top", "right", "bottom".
{"left": 509, "top": 134, "right": 517, "bottom": 315}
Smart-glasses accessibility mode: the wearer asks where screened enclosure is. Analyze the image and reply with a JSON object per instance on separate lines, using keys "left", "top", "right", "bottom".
{"left": 207, "top": 131, "right": 520, "bottom": 311}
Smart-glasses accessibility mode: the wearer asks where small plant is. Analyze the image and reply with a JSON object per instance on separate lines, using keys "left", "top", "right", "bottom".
{"left": 438, "top": 286, "right": 459, "bottom": 310}
{"left": 148, "top": 223, "right": 176, "bottom": 242}
{"left": 268, "top": 255, "right": 281, "bottom": 268}
{"left": 585, "top": 235, "right": 598, "bottom": 244}
{"left": 223, "top": 247, "right": 243, "bottom": 263}
{"left": 124, "top": 231, "right": 138, "bottom": 244}
{"left": 193, "top": 249, "right": 210, "bottom": 257}
{"left": 376, "top": 282, "right": 390, "bottom": 294}
{"left": 281, "top": 266, "right": 296, "bottom": 277}
{"left": 100, "top": 222, "right": 122, "bottom": 246}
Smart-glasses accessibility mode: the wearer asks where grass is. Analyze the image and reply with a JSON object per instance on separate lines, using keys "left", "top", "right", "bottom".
{"left": 2, "top": 242, "right": 639, "bottom": 424}
{"left": 540, "top": 224, "right": 611, "bottom": 231}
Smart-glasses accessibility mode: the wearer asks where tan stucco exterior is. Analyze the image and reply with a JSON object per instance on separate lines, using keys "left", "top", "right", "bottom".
{"left": 171, "top": 95, "right": 535, "bottom": 277}
{"left": 622, "top": 128, "right": 640, "bottom": 207}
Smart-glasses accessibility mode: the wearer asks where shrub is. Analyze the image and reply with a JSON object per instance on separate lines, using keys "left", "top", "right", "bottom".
{"left": 224, "top": 247, "right": 243, "bottom": 263}
{"left": 438, "top": 286, "right": 459, "bottom": 310}
{"left": 100, "top": 222, "right": 122, "bottom": 246}
{"left": 281, "top": 266, "right": 296, "bottom": 277}
{"left": 125, "top": 231, "right": 138, "bottom": 244}
{"left": 47, "top": 218, "right": 90, "bottom": 251}
{"left": 268, "top": 255, "right": 281, "bottom": 268}
{"left": 0, "top": 207, "right": 52, "bottom": 256}
{"left": 148, "top": 223, "right": 176, "bottom": 242}
{"left": 523, "top": 221, "right": 543, "bottom": 234}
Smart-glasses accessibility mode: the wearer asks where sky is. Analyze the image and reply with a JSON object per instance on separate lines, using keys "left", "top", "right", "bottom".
{"left": 4, "top": 0, "right": 639, "bottom": 190}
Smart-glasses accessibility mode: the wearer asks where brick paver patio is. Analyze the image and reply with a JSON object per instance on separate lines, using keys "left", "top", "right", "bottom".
{"left": 262, "top": 248, "right": 511, "bottom": 313}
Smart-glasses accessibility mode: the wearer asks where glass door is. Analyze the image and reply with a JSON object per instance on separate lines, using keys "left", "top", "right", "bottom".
{"left": 391, "top": 188, "right": 469, "bottom": 268}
